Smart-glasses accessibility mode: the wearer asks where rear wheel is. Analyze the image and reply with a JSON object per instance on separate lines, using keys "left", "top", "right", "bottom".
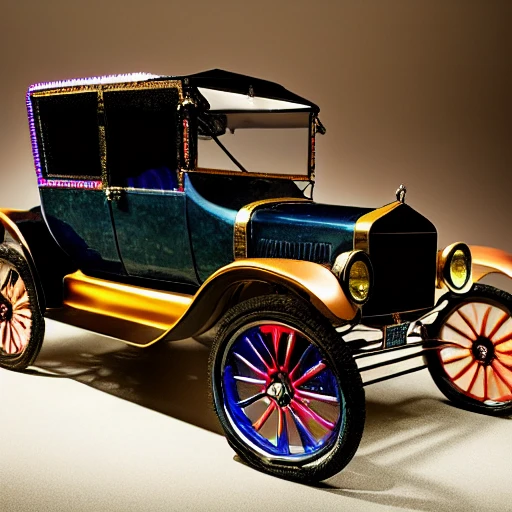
{"left": 209, "top": 295, "right": 365, "bottom": 483}
{"left": 0, "top": 245, "right": 44, "bottom": 370}
{"left": 426, "top": 284, "right": 512, "bottom": 415}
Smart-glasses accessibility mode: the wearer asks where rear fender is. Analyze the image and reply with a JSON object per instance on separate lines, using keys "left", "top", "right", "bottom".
{"left": 0, "top": 209, "right": 45, "bottom": 312}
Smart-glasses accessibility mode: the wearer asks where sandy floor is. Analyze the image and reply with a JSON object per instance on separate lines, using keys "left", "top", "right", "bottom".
{"left": 1, "top": 318, "right": 510, "bottom": 512}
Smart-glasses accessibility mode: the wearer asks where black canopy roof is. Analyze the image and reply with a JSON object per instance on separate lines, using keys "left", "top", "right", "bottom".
{"left": 158, "top": 69, "right": 320, "bottom": 114}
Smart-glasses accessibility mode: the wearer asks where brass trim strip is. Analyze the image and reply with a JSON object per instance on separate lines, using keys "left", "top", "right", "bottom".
{"left": 30, "top": 79, "right": 184, "bottom": 100}
{"left": 234, "top": 198, "right": 311, "bottom": 259}
{"left": 192, "top": 167, "right": 311, "bottom": 181}
{"left": 353, "top": 201, "right": 401, "bottom": 252}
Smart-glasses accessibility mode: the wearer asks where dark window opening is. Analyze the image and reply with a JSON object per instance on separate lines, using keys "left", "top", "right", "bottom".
{"left": 104, "top": 89, "right": 179, "bottom": 190}
{"left": 35, "top": 92, "right": 101, "bottom": 178}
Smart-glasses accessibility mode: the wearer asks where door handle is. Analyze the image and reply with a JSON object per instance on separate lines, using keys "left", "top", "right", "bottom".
{"left": 105, "top": 187, "right": 123, "bottom": 202}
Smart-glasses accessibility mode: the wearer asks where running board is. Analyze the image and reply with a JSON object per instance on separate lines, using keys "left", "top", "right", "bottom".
{"left": 63, "top": 271, "right": 193, "bottom": 330}
{"left": 45, "top": 306, "right": 166, "bottom": 345}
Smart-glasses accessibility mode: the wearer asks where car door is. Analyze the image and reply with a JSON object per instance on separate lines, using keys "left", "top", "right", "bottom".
{"left": 103, "top": 86, "right": 198, "bottom": 286}
{"left": 33, "top": 89, "right": 124, "bottom": 276}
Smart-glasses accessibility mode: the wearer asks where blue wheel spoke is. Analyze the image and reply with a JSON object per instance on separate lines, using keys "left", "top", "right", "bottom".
{"left": 288, "top": 405, "right": 319, "bottom": 453}
{"left": 277, "top": 407, "right": 290, "bottom": 455}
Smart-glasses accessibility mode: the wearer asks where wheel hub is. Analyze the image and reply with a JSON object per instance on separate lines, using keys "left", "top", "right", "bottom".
{"left": 472, "top": 336, "right": 495, "bottom": 365}
{"left": 266, "top": 372, "right": 293, "bottom": 407}
{"left": 0, "top": 297, "right": 12, "bottom": 323}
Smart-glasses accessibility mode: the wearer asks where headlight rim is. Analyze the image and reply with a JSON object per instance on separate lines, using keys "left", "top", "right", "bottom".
{"left": 332, "top": 250, "right": 373, "bottom": 306}
{"left": 438, "top": 242, "right": 473, "bottom": 294}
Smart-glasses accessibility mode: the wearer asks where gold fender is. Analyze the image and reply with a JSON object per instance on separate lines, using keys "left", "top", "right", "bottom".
{"left": 470, "top": 245, "right": 512, "bottom": 282}
{"left": 62, "top": 258, "right": 358, "bottom": 347}
{"left": 0, "top": 209, "right": 45, "bottom": 311}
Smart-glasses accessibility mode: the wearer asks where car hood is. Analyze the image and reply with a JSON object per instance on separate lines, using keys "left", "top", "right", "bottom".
{"left": 249, "top": 201, "right": 374, "bottom": 264}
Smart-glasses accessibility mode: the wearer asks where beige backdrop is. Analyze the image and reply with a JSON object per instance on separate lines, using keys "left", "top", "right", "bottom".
{"left": 1, "top": 0, "right": 511, "bottom": 252}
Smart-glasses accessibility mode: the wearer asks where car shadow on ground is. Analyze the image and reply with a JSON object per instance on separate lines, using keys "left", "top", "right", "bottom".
{"left": 29, "top": 319, "right": 509, "bottom": 512}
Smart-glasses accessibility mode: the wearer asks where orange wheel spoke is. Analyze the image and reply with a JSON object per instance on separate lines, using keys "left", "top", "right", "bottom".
{"left": 494, "top": 332, "right": 512, "bottom": 349}
{"left": 466, "top": 364, "right": 482, "bottom": 396}
{"left": 451, "top": 357, "right": 477, "bottom": 381}
{"left": 488, "top": 312, "right": 510, "bottom": 340}
{"left": 491, "top": 360, "right": 512, "bottom": 391}
{"left": 456, "top": 309, "right": 479, "bottom": 339}
{"left": 480, "top": 306, "right": 492, "bottom": 337}
{"left": 445, "top": 322, "right": 475, "bottom": 343}
{"left": 253, "top": 402, "right": 276, "bottom": 431}
{"left": 440, "top": 348, "right": 471, "bottom": 364}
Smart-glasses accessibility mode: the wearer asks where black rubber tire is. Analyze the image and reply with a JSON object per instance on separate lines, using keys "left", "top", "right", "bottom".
{"left": 209, "top": 294, "right": 365, "bottom": 483}
{"left": 426, "top": 284, "right": 512, "bottom": 416}
{"left": 0, "top": 244, "right": 45, "bottom": 370}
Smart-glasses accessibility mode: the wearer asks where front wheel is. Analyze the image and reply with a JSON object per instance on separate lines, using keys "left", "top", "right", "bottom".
{"left": 426, "top": 284, "right": 512, "bottom": 416}
{"left": 209, "top": 295, "right": 365, "bottom": 483}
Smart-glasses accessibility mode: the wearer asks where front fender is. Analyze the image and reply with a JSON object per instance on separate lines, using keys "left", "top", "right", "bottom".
{"left": 166, "top": 258, "right": 358, "bottom": 341}
{"left": 470, "top": 245, "right": 512, "bottom": 282}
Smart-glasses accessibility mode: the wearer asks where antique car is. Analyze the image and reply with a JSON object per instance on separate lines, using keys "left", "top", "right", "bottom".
{"left": 1, "top": 70, "right": 511, "bottom": 483}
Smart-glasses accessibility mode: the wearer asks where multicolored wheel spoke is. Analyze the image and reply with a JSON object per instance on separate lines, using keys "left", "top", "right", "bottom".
{"left": 292, "top": 361, "right": 327, "bottom": 388}
{"left": 233, "top": 351, "right": 269, "bottom": 381}
{"left": 223, "top": 323, "right": 342, "bottom": 460}
{"left": 438, "top": 302, "right": 512, "bottom": 403}
{"left": 295, "top": 389, "right": 339, "bottom": 404}
{"left": 0, "top": 262, "right": 32, "bottom": 356}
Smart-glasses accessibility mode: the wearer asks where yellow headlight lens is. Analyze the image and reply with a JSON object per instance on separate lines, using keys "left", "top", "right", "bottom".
{"left": 349, "top": 260, "right": 370, "bottom": 302}
{"left": 450, "top": 249, "right": 468, "bottom": 289}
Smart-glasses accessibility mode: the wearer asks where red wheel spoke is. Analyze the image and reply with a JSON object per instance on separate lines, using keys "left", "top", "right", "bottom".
{"left": 456, "top": 309, "right": 479, "bottom": 339}
{"left": 233, "top": 352, "right": 268, "bottom": 380}
{"left": 245, "top": 337, "right": 273, "bottom": 372}
{"left": 480, "top": 306, "right": 492, "bottom": 337}
{"left": 488, "top": 312, "right": 510, "bottom": 340}
{"left": 444, "top": 322, "right": 475, "bottom": 343}
{"left": 291, "top": 398, "right": 336, "bottom": 431}
{"left": 289, "top": 344, "right": 314, "bottom": 380}
{"left": 253, "top": 402, "right": 275, "bottom": 431}
{"left": 282, "top": 332, "right": 296, "bottom": 372}
{"left": 259, "top": 325, "right": 289, "bottom": 364}
{"left": 295, "top": 389, "right": 339, "bottom": 404}
{"left": 292, "top": 361, "right": 327, "bottom": 388}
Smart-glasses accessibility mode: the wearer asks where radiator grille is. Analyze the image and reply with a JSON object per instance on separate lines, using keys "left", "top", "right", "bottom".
{"left": 362, "top": 232, "right": 437, "bottom": 317}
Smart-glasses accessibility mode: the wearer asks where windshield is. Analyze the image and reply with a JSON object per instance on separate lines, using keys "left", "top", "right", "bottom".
{"left": 197, "top": 126, "right": 310, "bottom": 177}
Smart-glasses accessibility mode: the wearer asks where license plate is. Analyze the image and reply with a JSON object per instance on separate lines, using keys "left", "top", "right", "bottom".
{"left": 385, "top": 322, "right": 410, "bottom": 348}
